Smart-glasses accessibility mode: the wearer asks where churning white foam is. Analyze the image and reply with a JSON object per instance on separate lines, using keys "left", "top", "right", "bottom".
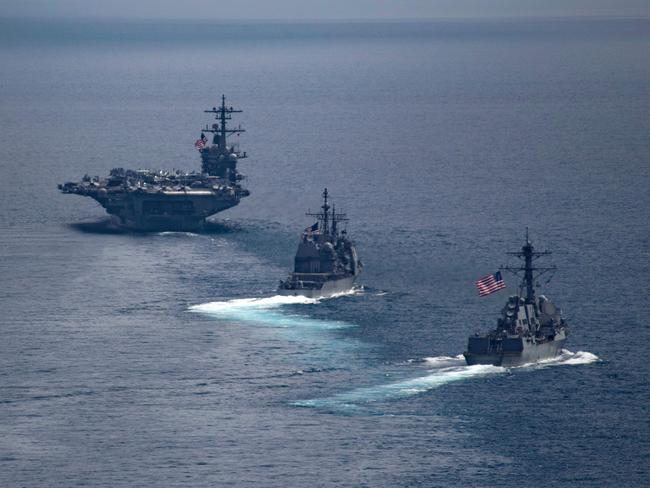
{"left": 517, "top": 349, "right": 600, "bottom": 369}
{"left": 421, "top": 350, "right": 599, "bottom": 371}
{"left": 558, "top": 350, "right": 599, "bottom": 365}
{"left": 423, "top": 354, "right": 466, "bottom": 367}
{"left": 190, "top": 286, "right": 363, "bottom": 315}
{"left": 189, "top": 294, "right": 356, "bottom": 330}
{"left": 326, "top": 286, "right": 364, "bottom": 299}
{"left": 190, "top": 294, "right": 319, "bottom": 313}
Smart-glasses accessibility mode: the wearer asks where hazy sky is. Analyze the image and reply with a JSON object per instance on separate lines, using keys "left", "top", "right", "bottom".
{"left": 1, "top": 0, "right": 648, "bottom": 20}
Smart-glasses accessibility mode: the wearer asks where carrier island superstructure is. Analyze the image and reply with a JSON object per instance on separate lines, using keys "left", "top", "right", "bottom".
{"left": 59, "top": 95, "right": 249, "bottom": 231}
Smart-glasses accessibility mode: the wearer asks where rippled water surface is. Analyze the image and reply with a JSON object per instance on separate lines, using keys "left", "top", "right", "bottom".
{"left": 1, "top": 18, "right": 649, "bottom": 487}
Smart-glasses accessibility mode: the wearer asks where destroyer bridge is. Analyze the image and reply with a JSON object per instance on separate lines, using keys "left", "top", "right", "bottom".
{"left": 59, "top": 95, "right": 251, "bottom": 231}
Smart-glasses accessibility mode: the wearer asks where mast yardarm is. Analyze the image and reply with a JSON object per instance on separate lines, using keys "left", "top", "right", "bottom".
{"left": 501, "top": 228, "right": 555, "bottom": 304}
{"left": 306, "top": 188, "right": 349, "bottom": 238}
{"left": 199, "top": 95, "right": 248, "bottom": 177}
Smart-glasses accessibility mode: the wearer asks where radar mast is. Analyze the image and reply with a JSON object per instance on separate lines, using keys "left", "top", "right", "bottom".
{"left": 199, "top": 95, "right": 247, "bottom": 177}
{"left": 306, "top": 188, "right": 348, "bottom": 238}
{"left": 202, "top": 95, "right": 246, "bottom": 154}
{"left": 501, "top": 228, "right": 555, "bottom": 304}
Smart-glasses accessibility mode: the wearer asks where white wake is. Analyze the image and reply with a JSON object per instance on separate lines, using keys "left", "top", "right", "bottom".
{"left": 190, "top": 294, "right": 319, "bottom": 312}
{"left": 293, "top": 363, "right": 505, "bottom": 410}
{"left": 517, "top": 349, "right": 600, "bottom": 368}
{"left": 156, "top": 231, "right": 200, "bottom": 237}
{"left": 294, "top": 349, "right": 599, "bottom": 411}
{"left": 189, "top": 294, "right": 358, "bottom": 330}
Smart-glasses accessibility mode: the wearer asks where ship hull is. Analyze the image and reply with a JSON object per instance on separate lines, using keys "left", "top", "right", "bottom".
{"left": 464, "top": 333, "right": 567, "bottom": 367}
{"left": 75, "top": 191, "right": 243, "bottom": 231}
{"left": 277, "top": 275, "right": 356, "bottom": 299}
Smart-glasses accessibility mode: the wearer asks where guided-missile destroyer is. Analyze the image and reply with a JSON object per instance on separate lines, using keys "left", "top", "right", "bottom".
{"left": 278, "top": 189, "right": 362, "bottom": 298}
{"left": 59, "top": 96, "right": 249, "bottom": 231}
{"left": 464, "top": 231, "right": 568, "bottom": 366}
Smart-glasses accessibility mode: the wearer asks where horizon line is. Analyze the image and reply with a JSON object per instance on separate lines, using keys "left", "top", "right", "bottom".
{"left": 1, "top": 14, "right": 649, "bottom": 24}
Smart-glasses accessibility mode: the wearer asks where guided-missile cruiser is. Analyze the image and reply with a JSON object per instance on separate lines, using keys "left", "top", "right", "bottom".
{"left": 464, "top": 231, "right": 568, "bottom": 366}
{"left": 278, "top": 189, "right": 362, "bottom": 298}
{"left": 59, "top": 95, "right": 249, "bottom": 231}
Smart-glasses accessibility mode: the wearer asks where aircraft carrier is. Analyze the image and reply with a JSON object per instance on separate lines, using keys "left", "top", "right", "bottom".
{"left": 59, "top": 95, "right": 249, "bottom": 231}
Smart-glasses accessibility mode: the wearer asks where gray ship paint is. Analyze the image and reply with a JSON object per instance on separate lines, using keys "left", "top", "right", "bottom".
{"left": 279, "top": 188, "right": 362, "bottom": 298}
{"left": 58, "top": 96, "right": 249, "bottom": 231}
{"left": 464, "top": 232, "right": 568, "bottom": 366}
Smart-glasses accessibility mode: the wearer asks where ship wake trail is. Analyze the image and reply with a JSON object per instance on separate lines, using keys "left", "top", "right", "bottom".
{"left": 294, "top": 350, "right": 599, "bottom": 412}
{"left": 156, "top": 231, "right": 200, "bottom": 238}
{"left": 189, "top": 295, "right": 356, "bottom": 330}
{"left": 293, "top": 361, "right": 506, "bottom": 412}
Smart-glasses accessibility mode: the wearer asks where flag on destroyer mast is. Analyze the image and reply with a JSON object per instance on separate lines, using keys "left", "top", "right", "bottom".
{"left": 475, "top": 271, "right": 506, "bottom": 297}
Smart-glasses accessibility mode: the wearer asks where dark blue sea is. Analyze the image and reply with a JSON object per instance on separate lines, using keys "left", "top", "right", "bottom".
{"left": 1, "top": 18, "right": 649, "bottom": 487}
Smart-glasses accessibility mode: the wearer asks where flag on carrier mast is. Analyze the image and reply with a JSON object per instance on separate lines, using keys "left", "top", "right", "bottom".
{"left": 194, "top": 134, "right": 207, "bottom": 150}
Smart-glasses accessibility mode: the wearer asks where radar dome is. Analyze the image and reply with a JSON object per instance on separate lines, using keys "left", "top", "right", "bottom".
{"left": 541, "top": 300, "right": 557, "bottom": 316}
{"left": 320, "top": 242, "right": 335, "bottom": 256}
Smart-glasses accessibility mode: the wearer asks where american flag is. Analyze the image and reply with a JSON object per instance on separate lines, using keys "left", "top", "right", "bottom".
{"left": 194, "top": 138, "right": 206, "bottom": 150}
{"left": 475, "top": 271, "right": 506, "bottom": 297}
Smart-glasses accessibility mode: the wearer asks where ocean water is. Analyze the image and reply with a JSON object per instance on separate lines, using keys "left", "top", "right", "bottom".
{"left": 1, "top": 18, "right": 649, "bottom": 487}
